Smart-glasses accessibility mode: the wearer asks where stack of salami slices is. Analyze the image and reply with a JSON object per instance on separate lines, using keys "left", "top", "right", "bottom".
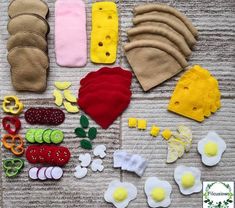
{"left": 78, "top": 67, "right": 132, "bottom": 129}
{"left": 7, "top": 0, "right": 50, "bottom": 92}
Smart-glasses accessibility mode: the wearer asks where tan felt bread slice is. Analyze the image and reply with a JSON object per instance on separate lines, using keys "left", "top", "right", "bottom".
{"left": 127, "top": 26, "right": 191, "bottom": 57}
{"left": 134, "top": 4, "right": 198, "bottom": 37}
{"left": 124, "top": 40, "right": 188, "bottom": 91}
{"left": 133, "top": 15, "right": 196, "bottom": 47}
{"left": 8, "top": 14, "right": 49, "bottom": 37}
{"left": 8, "top": 0, "right": 49, "bottom": 19}
{"left": 7, "top": 31, "right": 47, "bottom": 52}
{"left": 8, "top": 47, "right": 49, "bottom": 92}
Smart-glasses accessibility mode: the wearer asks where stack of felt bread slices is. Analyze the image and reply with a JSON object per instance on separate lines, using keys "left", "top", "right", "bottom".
{"left": 124, "top": 4, "right": 198, "bottom": 91}
{"left": 7, "top": 0, "right": 50, "bottom": 92}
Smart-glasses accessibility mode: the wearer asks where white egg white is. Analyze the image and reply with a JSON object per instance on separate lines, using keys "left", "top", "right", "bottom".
{"left": 104, "top": 180, "right": 137, "bottom": 208}
{"left": 198, "top": 131, "right": 226, "bottom": 166}
{"left": 144, "top": 177, "right": 172, "bottom": 208}
{"left": 174, "top": 165, "right": 202, "bottom": 195}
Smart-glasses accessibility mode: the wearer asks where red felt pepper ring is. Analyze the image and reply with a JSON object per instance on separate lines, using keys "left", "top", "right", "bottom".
{"left": 2, "top": 116, "right": 21, "bottom": 135}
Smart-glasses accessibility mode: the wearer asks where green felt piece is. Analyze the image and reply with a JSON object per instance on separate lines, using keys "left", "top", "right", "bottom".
{"left": 75, "top": 127, "right": 86, "bottom": 138}
{"left": 80, "top": 139, "right": 92, "bottom": 150}
{"left": 42, "top": 129, "right": 52, "bottom": 143}
{"left": 80, "top": 115, "right": 89, "bottom": 129}
{"left": 25, "top": 129, "right": 36, "bottom": 143}
{"left": 34, "top": 129, "right": 45, "bottom": 143}
{"left": 88, "top": 127, "right": 97, "bottom": 140}
{"left": 3, "top": 158, "right": 24, "bottom": 178}
{"left": 50, "top": 130, "right": 64, "bottom": 144}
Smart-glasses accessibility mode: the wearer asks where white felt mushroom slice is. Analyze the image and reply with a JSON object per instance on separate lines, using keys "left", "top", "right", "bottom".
{"left": 93, "top": 144, "right": 107, "bottom": 158}
{"left": 74, "top": 165, "right": 88, "bottom": 179}
{"left": 79, "top": 153, "right": 91, "bottom": 167}
{"left": 91, "top": 159, "right": 104, "bottom": 172}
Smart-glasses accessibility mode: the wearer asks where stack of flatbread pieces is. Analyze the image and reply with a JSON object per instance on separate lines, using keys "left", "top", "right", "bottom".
{"left": 124, "top": 4, "right": 198, "bottom": 91}
{"left": 7, "top": 0, "right": 50, "bottom": 92}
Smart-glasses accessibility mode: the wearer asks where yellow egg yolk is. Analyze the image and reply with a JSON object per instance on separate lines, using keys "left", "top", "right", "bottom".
{"left": 204, "top": 141, "right": 218, "bottom": 157}
{"left": 181, "top": 172, "right": 195, "bottom": 188}
{"left": 151, "top": 188, "right": 166, "bottom": 202}
{"left": 113, "top": 187, "right": 128, "bottom": 202}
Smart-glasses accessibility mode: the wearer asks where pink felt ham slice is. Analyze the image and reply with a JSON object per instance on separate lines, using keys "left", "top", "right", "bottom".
{"left": 55, "top": 0, "right": 87, "bottom": 67}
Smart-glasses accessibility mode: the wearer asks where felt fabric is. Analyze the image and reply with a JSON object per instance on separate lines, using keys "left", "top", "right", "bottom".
{"left": 127, "top": 26, "right": 191, "bottom": 57}
{"left": 90, "top": 2, "right": 118, "bottom": 64}
{"left": 8, "top": 0, "right": 49, "bottom": 19}
{"left": 124, "top": 40, "right": 188, "bottom": 91}
{"left": 133, "top": 4, "right": 198, "bottom": 37}
{"left": 7, "top": 14, "right": 49, "bottom": 37}
{"left": 7, "top": 32, "right": 47, "bottom": 52}
{"left": 78, "top": 67, "right": 132, "bottom": 129}
{"left": 55, "top": 0, "right": 87, "bottom": 67}
{"left": 7, "top": 47, "right": 48, "bottom": 92}
{"left": 133, "top": 15, "right": 196, "bottom": 47}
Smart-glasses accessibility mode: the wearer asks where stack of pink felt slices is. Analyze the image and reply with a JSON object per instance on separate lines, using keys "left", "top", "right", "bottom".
{"left": 78, "top": 67, "right": 132, "bottom": 129}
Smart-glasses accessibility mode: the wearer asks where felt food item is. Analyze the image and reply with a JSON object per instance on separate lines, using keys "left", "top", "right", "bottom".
{"left": 161, "top": 129, "right": 172, "bottom": 140}
{"left": 127, "top": 26, "right": 192, "bottom": 57}
{"left": 104, "top": 180, "right": 137, "bottom": 208}
{"left": 8, "top": 47, "right": 48, "bottom": 92}
{"left": 174, "top": 165, "right": 202, "bottom": 195}
{"left": 55, "top": 0, "right": 87, "bottom": 67}
{"left": 198, "top": 131, "right": 226, "bottom": 166}
{"left": 78, "top": 67, "right": 132, "bottom": 129}
{"left": 2, "top": 134, "right": 25, "bottom": 156}
{"left": 137, "top": 119, "right": 147, "bottom": 130}
{"left": 94, "top": 145, "right": 107, "bottom": 158}
{"left": 150, "top": 125, "right": 160, "bottom": 137}
{"left": 124, "top": 40, "right": 188, "bottom": 91}
{"left": 128, "top": 118, "right": 137, "bottom": 128}
{"left": 64, "top": 90, "right": 77, "bottom": 103}
{"left": 168, "top": 65, "right": 221, "bottom": 122}
{"left": 145, "top": 177, "right": 172, "bottom": 207}
{"left": 90, "top": 2, "right": 118, "bottom": 64}
{"left": 91, "top": 159, "right": 104, "bottom": 172}
{"left": 8, "top": 0, "right": 49, "bottom": 18}
{"left": 8, "top": 14, "right": 49, "bottom": 37}
{"left": 2, "top": 95, "right": 24, "bottom": 115}
{"left": 53, "top": 90, "right": 63, "bottom": 106}
{"left": 74, "top": 165, "right": 88, "bottom": 179}
{"left": 133, "top": 4, "right": 198, "bottom": 37}
{"left": 3, "top": 158, "right": 24, "bottom": 177}
{"left": 63, "top": 101, "right": 79, "bottom": 113}
{"left": 54, "top": 82, "right": 72, "bottom": 90}
{"left": 7, "top": 32, "right": 47, "bottom": 52}
{"left": 2, "top": 116, "right": 21, "bottom": 135}
{"left": 79, "top": 153, "right": 92, "bottom": 167}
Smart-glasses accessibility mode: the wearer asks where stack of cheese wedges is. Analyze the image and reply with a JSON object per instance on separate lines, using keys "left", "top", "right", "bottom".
{"left": 124, "top": 4, "right": 198, "bottom": 91}
{"left": 7, "top": 0, "right": 49, "bottom": 92}
{"left": 168, "top": 65, "right": 221, "bottom": 122}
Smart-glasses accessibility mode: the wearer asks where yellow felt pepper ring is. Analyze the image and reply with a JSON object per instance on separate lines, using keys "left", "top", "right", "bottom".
{"left": 2, "top": 95, "right": 24, "bottom": 115}
{"left": 90, "top": 2, "right": 118, "bottom": 64}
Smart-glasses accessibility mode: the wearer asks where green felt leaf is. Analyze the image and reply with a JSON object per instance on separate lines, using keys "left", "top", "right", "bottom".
{"left": 74, "top": 128, "right": 86, "bottom": 138}
{"left": 88, "top": 127, "right": 97, "bottom": 140}
{"left": 80, "top": 139, "right": 92, "bottom": 150}
{"left": 80, "top": 115, "right": 89, "bottom": 128}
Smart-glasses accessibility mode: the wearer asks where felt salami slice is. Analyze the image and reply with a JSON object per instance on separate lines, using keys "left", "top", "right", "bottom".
{"left": 28, "top": 167, "right": 39, "bottom": 180}
{"left": 49, "top": 109, "right": 65, "bottom": 125}
{"left": 25, "top": 108, "right": 37, "bottom": 124}
{"left": 26, "top": 145, "right": 40, "bottom": 164}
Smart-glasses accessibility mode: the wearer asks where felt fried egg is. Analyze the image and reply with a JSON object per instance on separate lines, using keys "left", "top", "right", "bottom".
{"left": 104, "top": 180, "right": 137, "bottom": 208}
{"left": 174, "top": 165, "right": 202, "bottom": 195}
{"left": 198, "top": 131, "right": 226, "bottom": 166}
{"left": 144, "top": 177, "right": 172, "bottom": 208}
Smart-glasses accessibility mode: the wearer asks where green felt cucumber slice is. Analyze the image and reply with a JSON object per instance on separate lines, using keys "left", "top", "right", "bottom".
{"left": 25, "top": 129, "right": 36, "bottom": 143}
{"left": 42, "top": 129, "right": 52, "bottom": 143}
{"left": 50, "top": 130, "right": 64, "bottom": 144}
{"left": 34, "top": 129, "right": 45, "bottom": 143}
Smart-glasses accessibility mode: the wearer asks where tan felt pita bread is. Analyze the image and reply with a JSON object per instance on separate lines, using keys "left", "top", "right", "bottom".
{"left": 124, "top": 40, "right": 188, "bottom": 91}
{"left": 133, "top": 15, "right": 196, "bottom": 47}
{"left": 134, "top": 4, "right": 198, "bottom": 37}
{"left": 127, "top": 26, "right": 191, "bottom": 57}
{"left": 7, "top": 31, "right": 47, "bottom": 52}
{"left": 8, "top": 47, "right": 49, "bottom": 92}
{"left": 8, "top": 14, "right": 49, "bottom": 37}
{"left": 8, "top": 0, "right": 49, "bottom": 19}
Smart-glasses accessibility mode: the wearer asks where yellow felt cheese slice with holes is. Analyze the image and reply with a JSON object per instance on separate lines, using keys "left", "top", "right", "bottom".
{"left": 90, "top": 2, "right": 118, "bottom": 64}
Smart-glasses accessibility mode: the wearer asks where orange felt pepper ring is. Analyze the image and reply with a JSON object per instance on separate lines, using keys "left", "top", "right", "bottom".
{"left": 2, "top": 134, "right": 25, "bottom": 156}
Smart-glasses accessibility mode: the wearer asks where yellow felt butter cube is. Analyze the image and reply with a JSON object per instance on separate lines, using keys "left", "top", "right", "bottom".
{"left": 150, "top": 125, "right": 160, "bottom": 137}
{"left": 138, "top": 119, "right": 147, "bottom": 130}
{"left": 128, "top": 118, "right": 137, "bottom": 128}
{"left": 161, "top": 129, "right": 172, "bottom": 140}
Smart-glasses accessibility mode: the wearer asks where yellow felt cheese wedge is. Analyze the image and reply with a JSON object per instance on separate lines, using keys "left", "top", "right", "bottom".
{"left": 63, "top": 101, "right": 79, "bottom": 113}
{"left": 54, "top": 82, "right": 72, "bottom": 90}
{"left": 53, "top": 89, "right": 63, "bottom": 106}
{"left": 64, "top": 90, "right": 77, "bottom": 103}
{"left": 90, "top": 2, "right": 118, "bottom": 64}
